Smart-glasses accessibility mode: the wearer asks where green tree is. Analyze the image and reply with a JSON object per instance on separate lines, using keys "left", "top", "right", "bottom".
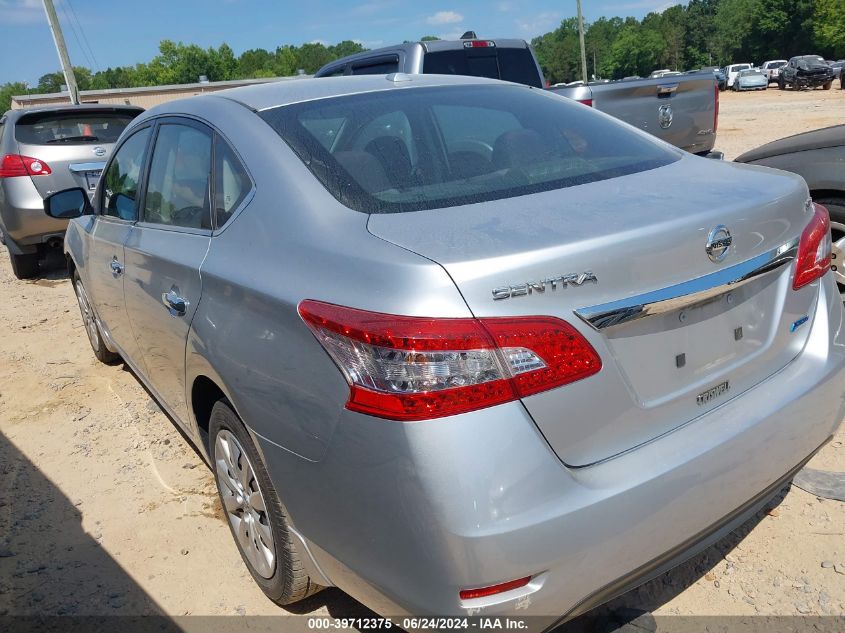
{"left": 814, "top": 0, "right": 845, "bottom": 58}
{"left": 1, "top": 82, "right": 29, "bottom": 112}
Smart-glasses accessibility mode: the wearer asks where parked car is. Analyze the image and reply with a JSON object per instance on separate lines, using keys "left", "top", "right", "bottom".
{"left": 735, "top": 124, "right": 845, "bottom": 301}
{"left": 760, "top": 59, "right": 788, "bottom": 83}
{"left": 714, "top": 67, "right": 727, "bottom": 90}
{"left": 734, "top": 68, "right": 768, "bottom": 91}
{"left": 779, "top": 55, "right": 835, "bottom": 90}
{"left": 316, "top": 35, "right": 720, "bottom": 156}
{"left": 830, "top": 60, "right": 845, "bottom": 80}
{"left": 725, "top": 63, "right": 753, "bottom": 88}
{"left": 44, "top": 73, "right": 845, "bottom": 623}
{"left": 649, "top": 69, "right": 683, "bottom": 78}
{"left": 0, "top": 104, "right": 143, "bottom": 278}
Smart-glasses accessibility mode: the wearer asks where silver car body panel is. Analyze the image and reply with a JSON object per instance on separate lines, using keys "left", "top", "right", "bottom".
{"left": 61, "top": 75, "right": 845, "bottom": 620}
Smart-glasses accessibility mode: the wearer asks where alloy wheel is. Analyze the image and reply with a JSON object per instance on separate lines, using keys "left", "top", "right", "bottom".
{"left": 214, "top": 430, "right": 276, "bottom": 579}
{"left": 74, "top": 280, "right": 100, "bottom": 350}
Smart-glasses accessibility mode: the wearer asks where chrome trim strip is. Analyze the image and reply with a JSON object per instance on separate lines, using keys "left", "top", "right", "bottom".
{"left": 575, "top": 239, "right": 799, "bottom": 331}
{"left": 68, "top": 162, "right": 106, "bottom": 173}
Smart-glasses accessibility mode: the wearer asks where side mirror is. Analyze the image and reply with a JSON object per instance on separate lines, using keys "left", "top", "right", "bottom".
{"left": 44, "top": 188, "right": 92, "bottom": 219}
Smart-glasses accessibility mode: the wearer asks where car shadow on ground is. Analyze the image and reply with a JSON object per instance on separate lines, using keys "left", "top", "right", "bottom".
{"left": 0, "top": 428, "right": 181, "bottom": 633}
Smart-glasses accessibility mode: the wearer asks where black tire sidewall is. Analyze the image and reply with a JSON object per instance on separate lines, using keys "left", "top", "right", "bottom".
{"left": 9, "top": 251, "right": 39, "bottom": 279}
{"left": 209, "top": 401, "right": 295, "bottom": 603}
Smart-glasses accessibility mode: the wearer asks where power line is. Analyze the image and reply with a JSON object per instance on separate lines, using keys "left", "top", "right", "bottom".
{"left": 57, "top": 0, "right": 94, "bottom": 70}
{"left": 65, "top": 0, "right": 100, "bottom": 72}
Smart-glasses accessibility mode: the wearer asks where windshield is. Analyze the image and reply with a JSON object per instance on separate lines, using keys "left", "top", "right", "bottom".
{"left": 259, "top": 84, "right": 679, "bottom": 213}
{"left": 15, "top": 110, "right": 139, "bottom": 145}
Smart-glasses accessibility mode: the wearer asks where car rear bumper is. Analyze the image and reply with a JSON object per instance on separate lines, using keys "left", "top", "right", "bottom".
{"left": 0, "top": 177, "right": 68, "bottom": 254}
{"left": 255, "top": 274, "right": 845, "bottom": 621}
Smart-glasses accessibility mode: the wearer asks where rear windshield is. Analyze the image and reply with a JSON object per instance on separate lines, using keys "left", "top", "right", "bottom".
{"left": 259, "top": 84, "right": 679, "bottom": 213}
{"left": 15, "top": 111, "right": 139, "bottom": 145}
{"left": 423, "top": 47, "right": 543, "bottom": 88}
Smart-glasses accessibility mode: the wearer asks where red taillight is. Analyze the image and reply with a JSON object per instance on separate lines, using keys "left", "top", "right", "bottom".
{"left": 714, "top": 83, "right": 719, "bottom": 133}
{"left": 460, "top": 576, "right": 532, "bottom": 601}
{"left": 793, "top": 202, "right": 832, "bottom": 290}
{"left": 298, "top": 300, "right": 602, "bottom": 421}
{"left": 0, "top": 154, "right": 52, "bottom": 178}
{"left": 577, "top": 98, "right": 593, "bottom": 107}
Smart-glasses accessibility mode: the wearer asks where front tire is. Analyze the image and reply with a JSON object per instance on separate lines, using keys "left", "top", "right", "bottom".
{"left": 9, "top": 251, "right": 39, "bottom": 279}
{"left": 778, "top": 77, "right": 785, "bottom": 90}
{"left": 210, "top": 400, "right": 322, "bottom": 605}
{"left": 73, "top": 271, "right": 119, "bottom": 363}
{"left": 823, "top": 81, "right": 832, "bottom": 90}
{"left": 819, "top": 197, "right": 845, "bottom": 303}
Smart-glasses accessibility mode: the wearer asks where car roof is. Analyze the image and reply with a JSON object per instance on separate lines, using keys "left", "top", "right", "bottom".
{"left": 203, "top": 73, "right": 516, "bottom": 112}
{"left": 3, "top": 103, "right": 143, "bottom": 121}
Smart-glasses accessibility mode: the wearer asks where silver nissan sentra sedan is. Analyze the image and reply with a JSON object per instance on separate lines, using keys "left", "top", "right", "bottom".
{"left": 44, "top": 73, "right": 845, "bottom": 624}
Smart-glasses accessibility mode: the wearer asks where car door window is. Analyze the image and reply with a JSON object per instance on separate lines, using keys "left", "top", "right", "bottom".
{"left": 101, "top": 126, "right": 151, "bottom": 221}
{"left": 144, "top": 123, "right": 212, "bottom": 230}
{"left": 213, "top": 136, "right": 251, "bottom": 228}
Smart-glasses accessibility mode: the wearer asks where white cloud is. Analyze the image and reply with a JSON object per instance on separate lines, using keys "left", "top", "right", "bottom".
{"left": 0, "top": 0, "right": 48, "bottom": 25}
{"left": 426, "top": 10, "right": 463, "bottom": 25}
{"left": 515, "top": 11, "right": 561, "bottom": 36}
{"left": 605, "top": 0, "right": 676, "bottom": 12}
{"left": 497, "top": 1, "right": 514, "bottom": 11}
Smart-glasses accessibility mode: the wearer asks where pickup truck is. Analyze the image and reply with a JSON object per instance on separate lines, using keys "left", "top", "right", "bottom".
{"left": 315, "top": 35, "right": 719, "bottom": 156}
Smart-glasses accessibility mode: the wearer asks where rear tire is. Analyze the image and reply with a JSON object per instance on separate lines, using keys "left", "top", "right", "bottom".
{"left": 210, "top": 400, "right": 323, "bottom": 605}
{"left": 9, "top": 251, "right": 39, "bottom": 279}
{"left": 818, "top": 197, "right": 845, "bottom": 304}
{"left": 72, "top": 271, "right": 119, "bottom": 363}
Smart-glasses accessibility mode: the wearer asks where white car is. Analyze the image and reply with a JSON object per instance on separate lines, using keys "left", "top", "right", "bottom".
{"left": 726, "top": 63, "right": 753, "bottom": 88}
{"left": 761, "top": 59, "right": 788, "bottom": 83}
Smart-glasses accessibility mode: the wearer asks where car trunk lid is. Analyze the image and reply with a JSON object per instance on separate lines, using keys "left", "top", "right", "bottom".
{"left": 368, "top": 156, "right": 818, "bottom": 466}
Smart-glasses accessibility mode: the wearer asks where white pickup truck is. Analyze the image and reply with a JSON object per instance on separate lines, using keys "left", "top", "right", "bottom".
{"left": 316, "top": 35, "right": 720, "bottom": 156}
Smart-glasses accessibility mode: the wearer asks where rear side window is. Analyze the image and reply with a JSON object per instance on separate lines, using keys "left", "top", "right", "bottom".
{"left": 144, "top": 123, "right": 212, "bottom": 230}
{"left": 423, "top": 47, "right": 543, "bottom": 88}
{"left": 351, "top": 57, "right": 399, "bottom": 75}
{"left": 214, "top": 136, "right": 251, "bottom": 227}
{"left": 260, "top": 84, "right": 678, "bottom": 213}
{"left": 15, "top": 111, "right": 138, "bottom": 145}
{"left": 101, "top": 127, "right": 151, "bottom": 221}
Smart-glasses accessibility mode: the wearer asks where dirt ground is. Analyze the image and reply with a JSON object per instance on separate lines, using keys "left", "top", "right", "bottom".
{"left": 1, "top": 86, "right": 844, "bottom": 626}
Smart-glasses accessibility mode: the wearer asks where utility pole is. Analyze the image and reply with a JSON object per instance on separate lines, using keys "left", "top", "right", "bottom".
{"left": 42, "top": 0, "right": 79, "bottom": 104}
{"left": 576, "top": 0, "right": 588, "bottom": 83}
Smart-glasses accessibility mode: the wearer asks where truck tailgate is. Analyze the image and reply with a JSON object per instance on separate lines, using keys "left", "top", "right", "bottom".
{"left": 553, "top": 75, "right": 717, "bottom": 155}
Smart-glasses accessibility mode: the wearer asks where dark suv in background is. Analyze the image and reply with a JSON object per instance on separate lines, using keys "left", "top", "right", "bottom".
{"left": 0, "top": 104, "right": 142, "bottom": 278}
{"left": 778, "top": 55, "right": 835, "bottom": 90}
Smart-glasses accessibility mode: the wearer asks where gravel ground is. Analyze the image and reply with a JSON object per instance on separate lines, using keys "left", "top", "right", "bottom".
{"left": 0, "top": 86, "right": 843, "bottom": 625}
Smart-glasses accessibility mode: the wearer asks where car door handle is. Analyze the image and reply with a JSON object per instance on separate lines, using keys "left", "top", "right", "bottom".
{"left": 162, "top": 288, "right": 189, "bottom": 317}
{"left": 110, "top": 258, "right": 124, "bottom": 276}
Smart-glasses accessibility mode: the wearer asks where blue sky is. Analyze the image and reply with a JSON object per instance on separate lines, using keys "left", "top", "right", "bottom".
{"left": 0, "top": 0, "right": 675, "bottom": 85}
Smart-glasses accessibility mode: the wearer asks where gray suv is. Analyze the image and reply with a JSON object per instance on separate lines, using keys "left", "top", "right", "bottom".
{"left": 0, "top": 104, "right": 142, "bottom": 278}
{"left": 43, "top": 75, "right": 845, "bottom": 622}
